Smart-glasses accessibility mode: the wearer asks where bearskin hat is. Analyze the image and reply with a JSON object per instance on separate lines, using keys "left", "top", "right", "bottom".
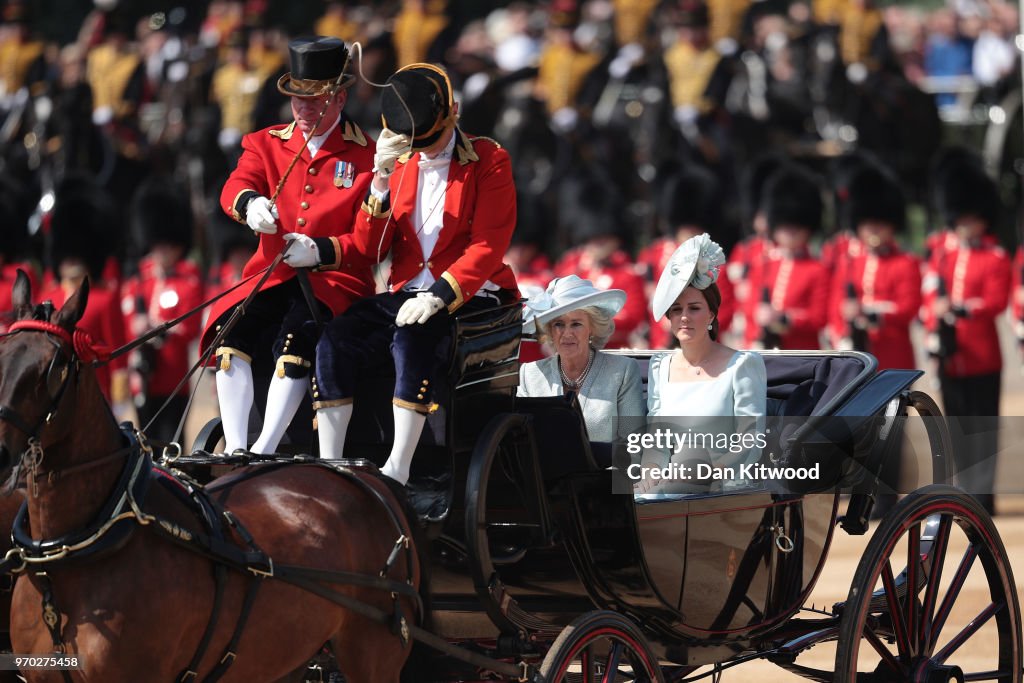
{"left": 763, "top": 163, "right": 824, "bottom": 233}
{"left": 562, "top": 175, "right": 626, "bottom": 245}
{"left": 741, "top": 150, "right": 787, "bottom": 232}
{"left": 941, "top": 164, "right": 1001, "bottom": 230}
{"left": 48, "top": 178, "right": 119, "bottom": 281}
{"left": 928, "top": 146, "right": 984, "bottom": 225}
{"left": 130, "top": 180, "right": 193, "bottom": 254}
{"left": 659, "top": 164, "right": 720, "bottom": 236}
{"left": 843, "top": 164, "right": 907, "bottom": 232}
{"left": 0, "top": 173, "right": 31, "bottom": 259}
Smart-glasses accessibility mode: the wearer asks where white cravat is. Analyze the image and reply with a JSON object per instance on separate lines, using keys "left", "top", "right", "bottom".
{"left": 305, "top": 115, "right": 341, "bottom": 159}
{"left": 404, "top": 133, "right": 457, "bottom": 291}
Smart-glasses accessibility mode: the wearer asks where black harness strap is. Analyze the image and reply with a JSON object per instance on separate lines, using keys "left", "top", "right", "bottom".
{"left": 35, "top": 572, "right": 74, "bottom": 683}
{"left": 201, "top": 576, "right": 262, "bottom": 683}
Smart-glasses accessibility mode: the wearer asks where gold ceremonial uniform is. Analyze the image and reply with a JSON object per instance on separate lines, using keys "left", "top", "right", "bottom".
{"left": 612, "top": 0, "right": 658, "bottom": 45}
{"left": 536, "top": 43, "right": 601, "bottom": 115}
{"left": 0, "top": 37, "right": 43, "bottom": 97}
{"left": 86, "top": 43, "right": 141, "bottom": 120}
{"left": 664, "top": 42, "right": 721, "bottom": 112}
{"left": 708, "top": 0, "right": 751, "bottom": 43}
{"left": 392, "top": 6, "right": 448, "bottom": 67}
{"left": 211, "top": 62, "right": 261, "bottom": 135}
{"left": 839, "top": 3, "right": 883, "bottom": 65}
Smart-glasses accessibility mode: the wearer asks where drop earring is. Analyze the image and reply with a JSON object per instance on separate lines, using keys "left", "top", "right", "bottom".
{"left": 707, "top": 323, "right": 713, "bottom": 331}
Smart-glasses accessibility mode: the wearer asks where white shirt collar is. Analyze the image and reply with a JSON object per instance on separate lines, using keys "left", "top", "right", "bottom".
{"left": 305, "top": 115, "right": 342, "bottom": 158}
{"left": 418, "top": 131, "right": 457, "bottom": 167}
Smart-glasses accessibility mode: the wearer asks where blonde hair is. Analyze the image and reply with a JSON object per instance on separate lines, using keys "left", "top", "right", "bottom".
{"left": 536, "top": 305, "right": 617, "bottom": 350}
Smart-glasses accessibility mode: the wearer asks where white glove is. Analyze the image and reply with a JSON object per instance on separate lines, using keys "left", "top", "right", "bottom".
{"left": 374, "top": 128, "right": 411, "bottom": 178}
{"left": 396, "top": 292, "right": 445, "bottom": 326}
{"left": 246, "top": 196, "right": 279, "bottom": 235}
{"left": 282, "top": 233, "right": 320, "bottom": 268}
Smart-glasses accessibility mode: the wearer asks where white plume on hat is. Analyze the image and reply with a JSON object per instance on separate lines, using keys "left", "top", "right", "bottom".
{"left": 651, "top": 233, "right": 726, "bottom": 321}
{"left": 522, "top": 275, "right": 627, "bottom": 335}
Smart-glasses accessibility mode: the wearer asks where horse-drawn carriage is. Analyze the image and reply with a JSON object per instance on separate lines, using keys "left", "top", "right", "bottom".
{"left": 0, "top": 277, "right": 1019, "bottom": 682}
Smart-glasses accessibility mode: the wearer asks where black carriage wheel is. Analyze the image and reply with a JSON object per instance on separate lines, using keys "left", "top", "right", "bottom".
{"left": 835, "top": 485, "right": 1021, "bottom": 682}
{"left": 539, "top": 610, "right": 666, "bottom": 683}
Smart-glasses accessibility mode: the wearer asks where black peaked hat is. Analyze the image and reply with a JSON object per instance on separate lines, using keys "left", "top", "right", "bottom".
{"left": 741, "top": 150, "right": 787, "bottom": 231}
{"left": 844, "top": 165, "right": 906, "bottom": 232}
{"left": 380, "top": 63, "right": 454, "bottom": 151}
{"left": 764, "top": 164, "right": 824, "bottom": 233}
{"left": 942, "top": 165, "right": 1000, "bottom": 231}
{"left": 130, "top": 180, "right": 193, "bottom": 253}
{"left": 659, "top": 165, "right": 720, "bottom": 236}
{"left": 277, "top": 36, "right": 355, "bottom": 98}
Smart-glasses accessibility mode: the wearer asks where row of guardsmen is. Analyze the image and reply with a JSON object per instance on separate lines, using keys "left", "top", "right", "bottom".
{"left": 512, "top": 147, "right": 1024, "bottom": 385}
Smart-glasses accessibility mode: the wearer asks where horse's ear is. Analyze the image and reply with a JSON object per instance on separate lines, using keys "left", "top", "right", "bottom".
{"left": 52, "top": 276, "right": 89, "bottom": 331}
{"left": 11, "top": 269, "right": 33, "bottom": 320}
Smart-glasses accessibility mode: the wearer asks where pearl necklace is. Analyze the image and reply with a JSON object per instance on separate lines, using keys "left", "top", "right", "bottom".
{"left": 559, "top": 347, "right": 596, "bottom": 391}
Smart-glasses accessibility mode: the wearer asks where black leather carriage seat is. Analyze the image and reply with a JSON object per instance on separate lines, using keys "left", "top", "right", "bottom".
{"left": 763, "top": 354, "right": 871, "bottom": 418}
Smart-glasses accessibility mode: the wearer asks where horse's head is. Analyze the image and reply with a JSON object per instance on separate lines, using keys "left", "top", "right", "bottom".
{"left": 0, "top": 270, "right": 90, "bottom": 476}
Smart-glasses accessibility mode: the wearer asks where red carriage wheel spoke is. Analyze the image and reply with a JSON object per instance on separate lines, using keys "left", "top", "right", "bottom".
{"left": 862, "top": 624, "right": 903, "bottom": 674}
{"left": 582, "top": 644, "right": 596, "bottom": 682}
{"left": 919, "top": 514, "right": 953, "bottom": 655}
{"left": 963, "top": 668, "right": 1016, "bottom": 681}
{"left": 880, "top": 558, "right": 912, "bottom": 660}
{"left": 906, "top": 522, "right": 921, "bottom": 657}
{"left": 928, "top": 542, "right": 979, "bottom": 653}
{"left": 933, "top": 601, "right": 1002, "bottom": 664}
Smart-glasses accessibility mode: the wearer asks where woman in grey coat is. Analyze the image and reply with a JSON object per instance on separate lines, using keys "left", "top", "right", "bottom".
{"left": 518, "top": 276, "right": 646, "bottom": 442}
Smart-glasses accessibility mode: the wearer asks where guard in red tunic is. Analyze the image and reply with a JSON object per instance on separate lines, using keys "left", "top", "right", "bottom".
{"left": 743, "top": 164, "right": 828, "bottom": 350}
{"left": 38, "top": 187, "right": 127, "bottom": 405}
{"left": 552, "top": 178, "right": 647, "bottom": 348}
{"left": 728, "top": 151, "right": 785, "bottom": 342}
{"left": 921, "top": 165, "right": 1011, "bottom": 514}
{"left": 312, "top": 64, "right": 520, "bottom": 484}
{"left": 640, "top": 165, "right": 734, "bottom": 349}
{"left": 121, "top": 181, "right": 205, "bottom": 443}
{"left": 827, "top": 164, "right": 921, "bottom": 369}
{"left": 201, "top": 37, "right": 376, "bottom": 456}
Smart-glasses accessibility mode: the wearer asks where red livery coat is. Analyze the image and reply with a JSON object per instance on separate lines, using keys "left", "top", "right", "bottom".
{"left": 342, "top": 130, "right": 518, "bottom": 311}
{"left": 922, "top": 241, "right": 1011, "bottom": 377}
{"left": 201, "top": 118, "right": 377, "bottom": 351}
{"left": 1011, "top": 246, "right": 1023, "bottom": 334}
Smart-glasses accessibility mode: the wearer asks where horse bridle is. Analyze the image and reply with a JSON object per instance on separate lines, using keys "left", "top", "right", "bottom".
{"left": 0, "top": 320, "right": 82, "bottom": 447}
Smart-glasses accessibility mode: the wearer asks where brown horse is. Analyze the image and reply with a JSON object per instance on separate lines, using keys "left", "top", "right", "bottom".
{"left": 0, "top": 272, "right": 420, "bottom": 682}
{"left": 0, "top": 490, "right": 25, "bottom": 683}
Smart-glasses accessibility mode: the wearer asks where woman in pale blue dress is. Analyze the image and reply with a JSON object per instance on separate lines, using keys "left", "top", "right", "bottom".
{"left": 639, "top": 234, "right": 767, "bottom": 494}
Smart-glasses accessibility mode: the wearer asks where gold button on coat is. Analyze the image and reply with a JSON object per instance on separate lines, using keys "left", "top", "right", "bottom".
{"left": 308, "top": 167, "right": 318, "bottom": 175}
{"left": 305, "top": 185, "right": 314, "bottom": 193}
{"left": 300, "top": 201, "right": 309, "bottom": 209}
{"left": 297, "top": 218, "right": 306, "bottom": 227}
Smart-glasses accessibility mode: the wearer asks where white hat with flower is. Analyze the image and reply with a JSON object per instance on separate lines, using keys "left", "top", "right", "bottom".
{"left": 522, "top": 275, "right": 627, "bottom": 335}
{"left": 651, "top": 233, "right": 726, "bottom": 321}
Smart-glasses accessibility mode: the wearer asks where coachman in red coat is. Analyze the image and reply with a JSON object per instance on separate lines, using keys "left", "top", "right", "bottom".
{"left": 201, "top": 37, "right": 376, "bottom": 456}
{"left": 313, "top": 64, "right": 519, "bottom": 484}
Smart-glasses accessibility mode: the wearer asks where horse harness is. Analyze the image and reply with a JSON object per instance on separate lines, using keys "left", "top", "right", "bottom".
{"left": 0, "top": 427, "right": 421, "bottom": 683}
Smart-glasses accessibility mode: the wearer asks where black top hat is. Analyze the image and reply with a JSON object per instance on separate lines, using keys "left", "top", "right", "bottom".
{"left": 659, "top": 165, "right": 720, "bottom": 236}
{"left": 764, "top": 164, "right": 824, "bottom": 233}
{"left": 130, "top": 180, "right": 193, "bottom": 254}
{"left": 380, "top": 63, "right": 454, "bottom": 151}
{"left": 277, "top": 36, "right": 355, "bottom": 98}
{"left": 844, "top": 165, "right": 906, "bottom": 232}
{"left": 941, "top": 165, "right": 1000, "bottom": 231}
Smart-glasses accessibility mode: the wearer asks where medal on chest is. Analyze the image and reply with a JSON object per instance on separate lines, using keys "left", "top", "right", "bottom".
{"left": 334, "top": 161, "right": 355, "bottom": 188}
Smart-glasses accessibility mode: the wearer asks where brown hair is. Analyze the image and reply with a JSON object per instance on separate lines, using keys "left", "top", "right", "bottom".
{"left": 699, "top": 282, "right": 721, "bottom": 341}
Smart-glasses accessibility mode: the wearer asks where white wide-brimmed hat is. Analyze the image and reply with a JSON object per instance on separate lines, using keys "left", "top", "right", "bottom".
{"left": 651, "top": 233, "right": 726, "bottom": 321}
{"left": 522, "top": 275, "right": 627, "bottom": 335}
